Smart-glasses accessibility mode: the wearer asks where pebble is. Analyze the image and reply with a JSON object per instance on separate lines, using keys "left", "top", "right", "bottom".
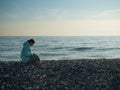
{"left": 0, "top": 59, "right": 120, "bottom": 90}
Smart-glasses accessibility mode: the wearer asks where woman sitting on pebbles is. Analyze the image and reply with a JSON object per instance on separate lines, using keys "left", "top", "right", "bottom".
{"left": 21, "top": 39, "right": 40, "bottom": 64}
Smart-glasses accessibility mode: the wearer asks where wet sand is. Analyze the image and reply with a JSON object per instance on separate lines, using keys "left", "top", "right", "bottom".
{"left": 0, "top": 59, "right": 120, "bottom": 90}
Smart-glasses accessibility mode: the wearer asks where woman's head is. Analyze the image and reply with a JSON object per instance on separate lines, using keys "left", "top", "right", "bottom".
{"left": 28, "top": 39, "right": 35, "bottom": 46}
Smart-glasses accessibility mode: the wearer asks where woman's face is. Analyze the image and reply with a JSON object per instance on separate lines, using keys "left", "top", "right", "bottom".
{"left": 29, "top": 42, "right": 34, "bottom": 46}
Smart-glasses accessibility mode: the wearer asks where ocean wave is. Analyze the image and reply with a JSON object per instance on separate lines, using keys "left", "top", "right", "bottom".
{"left": 52, "top": 47, "right": 64, "bottom": 50}
{"left": 97, "top": 48, "right": 120, "bottom": 51}
{"left": 40, "top": 53, "right": 67, "bottom": 56}
{"left": 71, "top": 47, "right": 94, "bottom": 51}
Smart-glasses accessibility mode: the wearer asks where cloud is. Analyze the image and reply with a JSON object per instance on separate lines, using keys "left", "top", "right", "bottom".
{"left": 32, "top": 9, "right": 90, "bottom": 21}
{"left": 39, "top": 8, "right": 120, "bottom": 20}
{"left": 92, "top": 9, "right": 120, "bottom": 19}
{"left": 1, "top": 8, "right": 120, "bottom": 22}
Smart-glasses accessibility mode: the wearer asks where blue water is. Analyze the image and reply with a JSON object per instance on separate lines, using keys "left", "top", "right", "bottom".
{"left": 1, "top": 36, "right": 120, "bottom": 61}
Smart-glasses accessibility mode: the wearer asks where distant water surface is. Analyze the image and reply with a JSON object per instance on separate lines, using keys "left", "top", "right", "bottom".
{"left": 1, "top": 36, "right": 120, "bottom": 61}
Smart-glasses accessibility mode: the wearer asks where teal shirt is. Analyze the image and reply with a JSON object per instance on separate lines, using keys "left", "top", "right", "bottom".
{"left": 21, "top": 41, "right": 32, "bottom": 63}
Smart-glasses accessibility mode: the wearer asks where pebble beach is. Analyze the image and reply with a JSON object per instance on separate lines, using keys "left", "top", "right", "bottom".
{"left": 0, "top": 59, "right": 120, "bottom": 90}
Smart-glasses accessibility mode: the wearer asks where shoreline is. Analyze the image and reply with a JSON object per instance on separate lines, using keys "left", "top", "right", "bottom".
{"left": 1, "top": 58, "right": 120, "bottom": 61}
{"left": 0, "top": 59, "right": 120, "bottom": 89}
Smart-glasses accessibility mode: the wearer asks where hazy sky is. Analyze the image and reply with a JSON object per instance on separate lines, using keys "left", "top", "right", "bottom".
{"left": 0, "top": 0, "right": 120, "bottom": 36}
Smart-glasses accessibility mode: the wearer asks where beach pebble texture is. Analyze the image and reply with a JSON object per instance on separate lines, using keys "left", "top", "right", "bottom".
{"left": 0, "top": 59, "right": 120, "bottom": 90}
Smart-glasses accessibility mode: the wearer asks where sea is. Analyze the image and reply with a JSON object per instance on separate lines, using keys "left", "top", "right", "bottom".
{"left": 1, "top": 36, "right": 120, "bottom": 61}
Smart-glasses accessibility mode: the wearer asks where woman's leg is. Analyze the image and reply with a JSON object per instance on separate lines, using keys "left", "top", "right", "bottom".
{"left": 29, "top": 54, "right": 40, "bottom": 63}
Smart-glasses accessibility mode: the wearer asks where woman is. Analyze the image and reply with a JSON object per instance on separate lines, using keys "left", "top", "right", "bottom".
{"left": 21, "top": 39, "right": 40, "bottom": 63}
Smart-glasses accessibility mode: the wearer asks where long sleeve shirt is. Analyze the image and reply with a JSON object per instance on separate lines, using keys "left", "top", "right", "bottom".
{"left": 20, "top": 41, "right": 32, "bottom": 63}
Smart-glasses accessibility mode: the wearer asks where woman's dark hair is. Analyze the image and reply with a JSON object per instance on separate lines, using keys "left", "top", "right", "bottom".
{"left": 28, "top": 39, "right": 35, "bottom": 44}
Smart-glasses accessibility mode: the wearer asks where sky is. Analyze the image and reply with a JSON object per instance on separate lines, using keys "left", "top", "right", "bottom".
{"left": 0, "top": 0, "right": 120, "bottom": 36}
